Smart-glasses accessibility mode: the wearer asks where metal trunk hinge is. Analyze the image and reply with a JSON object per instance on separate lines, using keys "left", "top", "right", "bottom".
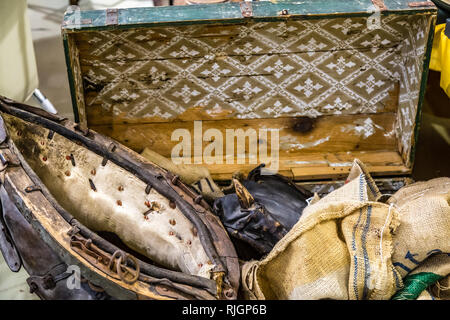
{"left": 371, "top": 0, "right": 388, "bottom": 10}
{"left": 106, "top": 8, "right": 119, "bottom": 26}
{"left": 240, "top": 1, "right": 253, "bottom": 18}
{"left": 408, "top": 1, "right": 436, "bottom": 7}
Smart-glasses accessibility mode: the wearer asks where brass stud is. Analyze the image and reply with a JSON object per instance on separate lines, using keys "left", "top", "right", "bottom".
{"left": 117, "top": 200, "right": 122, "bottom": 206}
{"left": 186, "top": 240, "right": 191, "bottom": 245}
{"left": 169, "top": 231, "right": 174, "bottom": 236}
{"left": 169, "top": 201, "right": 176, "bottom": 209}
{"left": 145, "top": 201, "right": 151, "bottom": 208}
{"left": 118, "top": 186, "right": 124, "bottom": 192}
{"left": 41, "top": 141, "right": 45, "bottom": 146}
{"left": 198, "top": 263, "right": 203, "bottom": 268}
{"left": 91, "top": 169, "right": 96, "bottom": 175}
{"left": 144, "top": 215, "right": 149, "bottom": 220}
{"left": 65, "top": 171, "right": 71, "bottom": 177}
{"left": 66, "top": 155, "right": 71, "bottom": 160}
{"left": 169, "top": 219, "right": 176, "bottom": 226}
{"left": 42, "top": 156, "right": 47, "bottom": 162}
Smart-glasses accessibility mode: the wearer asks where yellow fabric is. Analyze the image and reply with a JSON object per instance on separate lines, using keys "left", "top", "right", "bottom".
{"left": 430, "top": 23, "right": 450, "bottom": 97}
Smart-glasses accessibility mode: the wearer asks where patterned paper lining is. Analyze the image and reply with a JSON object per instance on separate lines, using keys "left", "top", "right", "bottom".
{"left": 72, "top": 13, "right": 432, "bottom": 162}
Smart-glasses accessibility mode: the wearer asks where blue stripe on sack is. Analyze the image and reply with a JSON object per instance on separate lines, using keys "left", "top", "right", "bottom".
{"left": 353, "top": 255, "right": 359, "bottom": 300}
{"left": 351, "top": 207, "right": 363, "bottom": 251}
{"left": 351, "top": 174, "right": 366, "bottom": 299}
{"left": 392, "top": 267, "right": 401, "bottom": 289}
{"left": 352, "top": 208, "right": 363, "bottom": 299}
{"left": 361, "top": 205, "right": 372, "bottom": 299}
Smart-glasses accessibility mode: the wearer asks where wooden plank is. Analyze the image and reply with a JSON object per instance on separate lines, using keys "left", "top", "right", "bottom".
{"left": 63, "top": 34, "right": 88, "bottom": 128}
{"left": 290, "top": 164, "right": 409, "bottom": 180}
{"left": 408, "top": 13, "right": 437, "bottom": 168}
{"left": 88, "top": 112, "right": 406, "bottom": 180}
{"left": 89, "top": 112, "right": 398, "bottom": 157}
{"left": 82, "top": 77, "right": 400, "bottom": 126}
{"left": 74, "top": 30, "right": 403, "bottom": 62}
{"left": 297, "top": 176, "right": 413, "bottom": 195}
{"left": 203, "top": 150, "right": 409, "bottom": 181}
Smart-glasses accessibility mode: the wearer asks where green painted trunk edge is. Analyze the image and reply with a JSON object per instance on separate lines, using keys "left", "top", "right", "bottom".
{"left": 62, "top": 34, "right": 80, "bottom": 124}
{"left": 409, "top": 15, "right": 438, "bottom": 168}
{"left": 61, "top": 1, "right": 437, "bottom": 32}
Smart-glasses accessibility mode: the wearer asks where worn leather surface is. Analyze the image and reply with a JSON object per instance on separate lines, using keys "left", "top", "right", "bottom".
{"left": 0, "top": 186, "right": 112, "bottom": 300}
{"left": 2, "top": 113, "right": 214, "bottom": 278}
{"left": 214, "top": 165, "right": 312, "bottom": 256}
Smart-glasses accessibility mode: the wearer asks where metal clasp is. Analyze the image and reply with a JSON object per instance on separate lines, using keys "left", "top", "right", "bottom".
{"left": 408, "top": 1, "right": 435, "bottom": 7}
{"left": 240, "top": 1, "right": 253, "bottom": 18}
{"left": 106, "top": 8, "right": 118, "bottom": 25}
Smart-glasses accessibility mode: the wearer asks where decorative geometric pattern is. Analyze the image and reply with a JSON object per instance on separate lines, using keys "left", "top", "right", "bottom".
{"left": 74, "top": 14, "right": 432, "bottom": 161}
{"left": 394, "top": 14, "right": 432, "bottom": 165}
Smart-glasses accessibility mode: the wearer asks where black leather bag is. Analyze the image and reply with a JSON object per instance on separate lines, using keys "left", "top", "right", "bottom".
{"left": 213, "top": 165, "right": 313, "bottom": 256}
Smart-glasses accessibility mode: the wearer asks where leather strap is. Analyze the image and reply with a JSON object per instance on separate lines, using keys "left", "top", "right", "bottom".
{"left": 27, "top": 263, "right": 72, "bottom": 293}
{"left": 0, "top": 211, "right": 21, "bottom": 272}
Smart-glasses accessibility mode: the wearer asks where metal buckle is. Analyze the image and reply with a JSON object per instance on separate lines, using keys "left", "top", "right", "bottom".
{"left": 106, "top": 8, "right": 119, "bottom": 25}
{"left": 70, "top": 234, "right": 140, "bottom": 285}
{"left": 240, "top": 1, "right": 253, "bottom": 18}
{"left": 408, "top": 1, "right": 436, "bottom": 7}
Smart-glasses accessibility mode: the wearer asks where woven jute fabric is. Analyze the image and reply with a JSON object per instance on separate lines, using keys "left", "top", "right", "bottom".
{"left": 241, "top": 159, "right": 402, "bottom": 300}
{"left": 388, "top": 178, "right": 450, "bottom": 300}
{"left": 387, "top": 177, "right": 450, "bottom": 278}
{"left": 392, "top": 254, "right": 450, "bottom": 300}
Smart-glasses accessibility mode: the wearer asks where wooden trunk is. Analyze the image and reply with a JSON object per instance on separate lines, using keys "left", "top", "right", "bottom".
{"left": 62, "top": 0, "right": 437, "bottom": 190}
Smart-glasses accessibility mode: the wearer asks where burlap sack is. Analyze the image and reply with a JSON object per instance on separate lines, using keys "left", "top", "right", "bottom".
{"left": 241, "top": 159, "right": 402, "bottom": 300}
{"left": 393, "top": 254, "right": 450, "bottom": 300}
{"left": 387, "top": 178, "right": 450, "bottom": 277}
{"left": 387, "top": 178, "right": 450, "bottom": 300}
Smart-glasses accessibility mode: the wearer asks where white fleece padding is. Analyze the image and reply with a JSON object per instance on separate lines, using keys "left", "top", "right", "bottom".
{"left": 5, "top": 114, "right": 214, "bottom": 278}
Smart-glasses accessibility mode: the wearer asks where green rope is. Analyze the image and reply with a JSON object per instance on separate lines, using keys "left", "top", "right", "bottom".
{"left": 392, "top": 272, "right": 443, "bottom": 300}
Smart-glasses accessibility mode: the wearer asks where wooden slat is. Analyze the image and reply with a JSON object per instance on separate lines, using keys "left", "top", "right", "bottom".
{"left": 90, "top": 112, "right": 398, "bottom": 156}
{"left": 64, "top": 34, "right": 88, "bottom": 128}
{"left": 202, "top": 150, "right": 409, "bottom": 180}
{"left": 297, "top": 176, "right": 413, "bottom": 195}
{"left": 89, "top": 112, "right": 406, "bottom": 180}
